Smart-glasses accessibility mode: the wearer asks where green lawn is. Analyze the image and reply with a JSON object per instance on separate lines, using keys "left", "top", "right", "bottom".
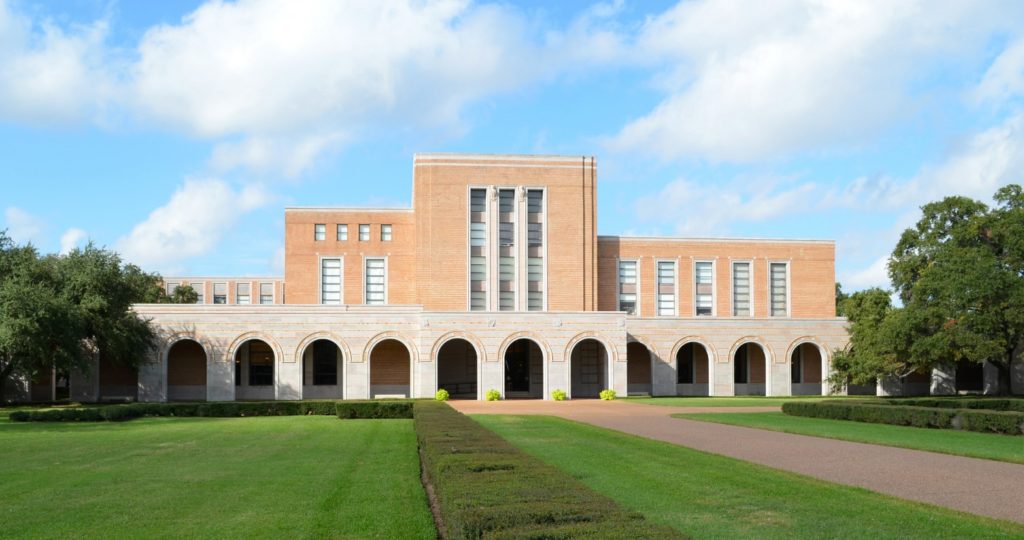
{"left": 674, "top": 411, "right": 1024, "bottom": 464}
{"left": 0, "top": 416, "right": 435, "bottom": 539}
{"left": 625, "top": 396, "right": 872, "bottom": 407}
{"left": 474, "top": 415, "right": 1024, "bottom": 539}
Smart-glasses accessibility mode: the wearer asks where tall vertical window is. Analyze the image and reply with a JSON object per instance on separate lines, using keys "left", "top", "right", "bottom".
{"left": 337, "top": 224, "right": 347, "bottom": 241}
{"left": 527, "top": 189, "right": 544, "bottom": 311}
{"left": 194, "top": 282, "right": 205, "bottom": 304}
{"left": 365, "top": 258, "right": 385, "bottom": 305}
{"left": 236, "top": 283, "right": 251, "bottom": 305}
{"left": 381, "top": 224, "right": 392, "bottom": 241}
{"left": 359, "top": 224, "right": 370, "bottom": 241}
{"left": 732, "top": 261, "right": 751, "bottom": 317}
{"left": 259, "top": 282, "right": 274, "bottom": 304}
{"left": 498, "top": 189, "right": 515, "bottom": 311}
{"left": 469, "top": 188, "right": 487, "bottom": 311}
{"left": 165, "top": 281, "right": 179, "bottom": 296}
{"left": 770, "top": 262, "right": 788, "bottom": 317}
{"left": 213, "top": 282, "right": 227, "bottom": 304}
{"left": 657, "top": 261, "right": 676, "bottom": 316}
{"left": 320, "top": 258, "right": 341, "bottom": 304}
{"left": 694, "top": 262, "right": 713, "bottom": 316}
{"left": 314, "top": 224, "right": 326, "bottom": 241}
{"left": 618, "top": 260, "right": 637, "bottom": 315}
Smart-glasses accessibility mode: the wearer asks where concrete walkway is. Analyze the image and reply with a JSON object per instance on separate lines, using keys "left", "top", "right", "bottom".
{"left": 450, "top": 399, "right": 1024, "bottom": 524}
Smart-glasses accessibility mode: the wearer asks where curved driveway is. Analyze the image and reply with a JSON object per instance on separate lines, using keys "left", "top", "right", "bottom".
{"left": 450, "top": 399, "right": 1024, "bottom": 524}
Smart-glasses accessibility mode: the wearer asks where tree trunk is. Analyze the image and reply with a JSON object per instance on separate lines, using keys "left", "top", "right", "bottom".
{"left": 0, "top": 360, "right": 14, "bottom": 404}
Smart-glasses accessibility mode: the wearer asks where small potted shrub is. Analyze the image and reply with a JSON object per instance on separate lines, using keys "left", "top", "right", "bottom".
{"left": 435, "top": 389, "right": 450, "bottom": 401}
{"left": 599, "top": 389, "right": 617, "bottom": 401}
{"left": 551, "top": 389, "right": 567, "bottom": 401}
{"left": 485, "top": 389, "right": 501, "bottom": 401}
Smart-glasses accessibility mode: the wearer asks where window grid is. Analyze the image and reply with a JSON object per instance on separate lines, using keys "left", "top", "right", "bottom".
{"left": 259, "top": 282, "right": 273, "bottom": 304}
{"left": 337, "top": 224, "right": 347, "bottom": 241}
{"left": 770, "top": 262, "right": 788, "bottom": 317}
{"left": 498, "top": 189, "right": 515, "bottom": 311}
{"left": 657, "top": 261, "right": 675, "bottom": 316}
{"left": 733, "top": 262, "right": 751, "bottom": 316}
{"left": 469, "top": 188, "right": 487, "bottom": 311}
{"left": 213, "top": 282, "right": 227, "bottom": 305}
{"left": 694, "top": 262, "right": 713, "bottom": 316}
{"left": 527, "top": 189, "right": 544, "bottom": 312}
{"left": 236, "top": 282, "right": 251, "bottom": 305}
{"left": 381, "top": 224, "right": 392, "bottom": 241}
{"left": 320, "top": 258, "right": 341, "bottom": 304}
{"left": 314, "top": 224, "right": 326, "bottom": 241}
{"left": 358, "top": 224, "right": 370, "bottom": 241}
{"left": 618, "top": 260, "right": 637, "bottom": 315}
{"left": 365, "top": 258, "right": 385, "bottom": 305}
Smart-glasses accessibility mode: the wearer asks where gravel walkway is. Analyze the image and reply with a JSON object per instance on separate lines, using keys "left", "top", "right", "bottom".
{"left": 450, "top": 399, "right": 1024, "bottom": 524}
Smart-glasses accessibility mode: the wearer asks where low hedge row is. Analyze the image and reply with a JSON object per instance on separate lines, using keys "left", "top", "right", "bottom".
{"left": 782, "top": 401, "right": 1024, "bottom": 435}
{"left": 882, "top": 398, "right": 1024, "bottom": 413}
{"left": 8, "top": 400, "right": 412, "bottom": 422}
{"left": 413, "top": 401, "right": 685, "bottom": 539}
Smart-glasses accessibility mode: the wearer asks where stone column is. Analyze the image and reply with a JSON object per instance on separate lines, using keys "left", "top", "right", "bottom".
{"left": 346, "top": 358, "right": 370, "bottom": 400}
{"left": 137, "top": 352, "right": 164, "bottom": 403}
{"left": 277, "top": 355, "right": 302, "bottom": 400}
{"left": 715, "top": 356, "right": 734, "bottom": 396}
{"left": 930, "top": 363, "right": 955, "bottom": 396}
{"left": 651, "top": 349, "right": 675, "bottom": 397}
{"left": 207, "top": 347, "right": 234, "bottom": 402}
{"left": 877, "top": 376, "right": 902, "bottom": 396}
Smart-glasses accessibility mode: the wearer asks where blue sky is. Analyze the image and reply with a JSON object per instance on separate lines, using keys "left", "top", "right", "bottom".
{"left": 3, "top": 0, "right": 1024, "bottom": 291}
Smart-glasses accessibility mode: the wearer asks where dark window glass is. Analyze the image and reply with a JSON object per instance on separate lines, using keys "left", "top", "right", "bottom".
{"left": 313, "top": 341, "right": 338, "bottom": 386}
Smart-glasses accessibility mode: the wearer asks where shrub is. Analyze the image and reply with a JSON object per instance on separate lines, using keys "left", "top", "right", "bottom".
{"left": 883, "top": 398, "right": 1024, "bottom": 413}
{"left": 782, "top": 401, "right": 1024, "bottom": 436}
{"left": 8, "top": 400, "right": 413, "bottom": 422}
{"left": 599, "top": 389, "right": 616, "bottom": 401}
{"left": 335, "top": 400, "right": 413, "bottom": 419}
{"left": 435, "top": 389, "right": 450, "bottom": 401}
{"left": 413, "top": 401, "right": 686, "bottom": 539}
{"left": 551, "top": 389, "right": 567, "bottom": 401}
{"left": 485, "top": 389, "right": 501, "bottom": 401}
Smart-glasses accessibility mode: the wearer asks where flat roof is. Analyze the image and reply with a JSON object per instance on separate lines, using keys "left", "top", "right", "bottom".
{"left": 414, "top": 152, "right": 595, "bottom": 163}
{"left": 284, "top": 206, "right": 413, "bottom": 212}
{"left": 599, "top": 235, "right": 835, "bottom": 245}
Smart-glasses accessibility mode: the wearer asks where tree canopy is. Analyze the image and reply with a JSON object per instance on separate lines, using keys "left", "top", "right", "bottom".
{"left": 831, "top": 185, "right": 1024, "bottom": 394}
{"left": 0, "top": 231, "right": 189, "bottom": 401}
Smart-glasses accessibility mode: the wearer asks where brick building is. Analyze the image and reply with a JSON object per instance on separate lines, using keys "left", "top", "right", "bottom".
{"left": 62, "top": 153, "right": 854, "bottom": 402}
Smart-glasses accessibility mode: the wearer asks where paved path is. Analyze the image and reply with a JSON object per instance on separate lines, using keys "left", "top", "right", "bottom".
{"left": 450, "top": 399, "right": 1024, "bottom": 524}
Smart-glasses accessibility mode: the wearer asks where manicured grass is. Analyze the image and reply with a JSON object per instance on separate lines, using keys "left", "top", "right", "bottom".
{"left": 474, "top": 415, "right": 1024, "bottom": 539}
{"left": 0, "top": 416, "right": 435, "bottom": 539}
{"left": 675, "top": 412, "right": 1024, "bottom": 464}
{"left": 625, "top": 396, "right": 875, "bottom": 407}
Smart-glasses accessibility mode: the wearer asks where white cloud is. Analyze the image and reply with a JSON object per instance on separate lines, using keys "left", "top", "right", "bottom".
{"left": 58, "top": 227, "right": 87, "bottom": 254}
{"left": 209, "top": 132, "right": 347, "bottom": 178}
{"left": 0, "top": 0, "right": 113, "bottom": 125}
{"left": 974, "top": 37, "right": 1024, "bottom": 105}
{"left": 632, "top": 176, "right": 816, "bottom": 236}
{"left": 611, "top": 0, "right": 1022, "bottom": 162}
{"left": 3, "top": 206, "right": 45, "bottom": 245}
{"left": 841, "top": 255, "right": 889, "bottom": 290}
{"left": 116, "top": 179, "right": 272, "bottom": 271}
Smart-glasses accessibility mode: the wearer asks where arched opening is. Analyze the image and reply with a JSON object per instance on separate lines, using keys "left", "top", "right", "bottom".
{"left": 167, "top": 339, "right": 207, "bottom": 401}
{"left": 570, "top": 338, "right": 609, "bottom": 399}
{"left": 99, "top": 357, "right": 138, "bottom": 401}
{"left": 954, "top": 359, "right": 984, "bottom": 393}
{"left": 301, "top": 339, "right": 343, "bottom": 399}
{"left": 626, "top": 342, "right": 652, "bottom": 396}
{"left": 234, "top": 339, "right": 275, "bottom": 400}
{"left": 733, "top": 343, "right": 767, "bottom": 396}
{"left": 504, "top": 339, "right": 543, "bottom": 399}
{"left": 437, "top": 339, "right": 478, "bottom": 399}
{"left": 677, "top": 342, "right": 710, "bottom": 396}
{"left": 790, "top": 343, "right": 823, "bottom": 396}
{"left": 369, "top": 339, "right": 411, "bottom": 398}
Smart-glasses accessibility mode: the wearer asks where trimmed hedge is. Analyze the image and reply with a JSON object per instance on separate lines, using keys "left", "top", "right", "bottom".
{"left": 8, "top": 400, "right": 412, "bottom": 422}
{"left": 782, "top": 401, "right": 1024, "bottom": 436}
{"left": 882, "top": 398, "right": 1024, "bottom": 413}
{"left": 413, "top": 401, "right": 686, "bottom": 539}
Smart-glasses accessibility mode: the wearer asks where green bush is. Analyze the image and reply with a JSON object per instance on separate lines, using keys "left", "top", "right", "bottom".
{"left": 335, "top": 400, "right": 413, "bottom": 419}
{"left": 550, "top": 389, "right": 567, "bottom": 401}
{"left": 485, "top": 389, "right": 501, "bottom": 401}
{"left": 599, "top": 389, "right": 616, "bottom": 401}
{"left": 782, "top": 401, "right": 1024, "bottom": 436}
{"left": 414, "top": 401, "right": 687, "bottom": 539}
{"left": 435, "top": 389, "right": 450, "bottom": 401}
{"left": 883, "top": 398, "right": 1024, "bottom": 413}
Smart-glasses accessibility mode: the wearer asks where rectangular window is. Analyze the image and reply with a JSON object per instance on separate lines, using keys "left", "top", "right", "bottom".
{"left": 365, "top": 258, "right": 385, "bottom": 305}
{"left": 314, "top": 223, "right": 326, "bottom": 241}
{"left": 499, "top": 291, "right": 515, "bottom": 311}
{"left": 337, "top": 224, "right": 347, "bottom": 241}
{"left": 213, "top": 282, "right": 227, "bottom": 305}
{"left": 320, "top": 258, "right": 342, "bottom": 304}
{"left": 359, "top": 224, "right": 370, "bottom": 241}
{"left": 527, "top": 189, "right": 544, "bottom": 311}
{"left": 657, "top": 261, "right": 676, "bottom": 316}
{"left": 770, "top": 262, "right": 788, "bottom": 317}
{"left": 498, "top": 189, "right": 515, "bottom": 214}
{"left": 259, "top": 282, "right": 274, "bottom": 304}
{"left": 236, "top": 282, "right": 251, "bottom": 305}
{"left": 248, "top": 342, "right": 274, "bottom": 386}
{"left": 165, "top": 281, "right": 179, "bottom": 295}
{"left": 194, "top": 282, "right": 204, "bottom": 304}
{"left": 381, "top": 224, "right": 392, "bottom": 241}
{"left": 498, "top": 188, "right": 515, "bottom": 311}
{"left": 694, "top": 262, "right": 713, "bottom": 316}
{"left": 527, "top": 291, "right": 543, "bottom": 311}
{"left": 733, "top": 262, "right": 751, "bottom": 317}
{"left": 312, "top": 341, "right": 338, "bottom": 386}
{"left": 618, "top": 260, "right": 637, "bottom": 315}
{"left": 527, "top": 190, "right": 543, "bottom": 214}
{"left": 469, "top": 188, "right": 487, "bottom": 311}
